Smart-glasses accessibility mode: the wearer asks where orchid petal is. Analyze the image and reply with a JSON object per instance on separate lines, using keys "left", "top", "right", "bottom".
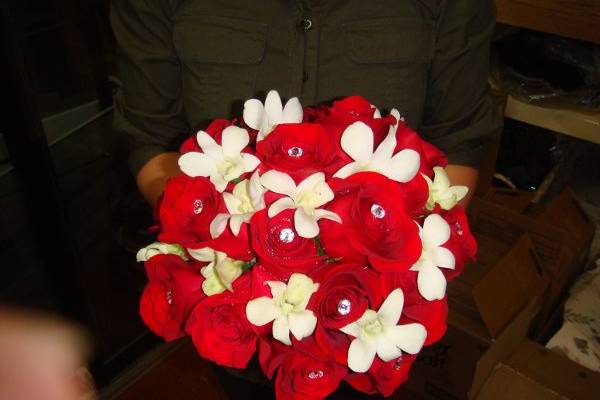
{"left": 223, "top": 192, "right": 240, "bottom": 214}
{"left": 432, "top": 166, "right": 450, "bottom": 188}
{"left": 432, "top": 247, "right": 455, "bottom": 270}
{"left": 268, "top": 197, "right": 295, "bottom": 217}
{"left": 340, "top": 121, "right": 374, "bottom": 165}
{"left": 222, "top": 126, "right": 250, "bottom": 157}
{"left": 266, "top": 281, "right": 287, "bottom": 300}
{"left": 229, "top": 214, "right": 247, "bottom": 236}
{"left": 296, "top": 172, "right": 325, "bottom": 194}
{"left": 423, "top": 214, "right": 451, "bottom": 248}
{"left": 377, "top": 288, "right": 404, "bottom": 327}
{"left": 209, "top": 213, "right": 230, "bottom": 238}
{"left": 282, "top": 97, "right": 303, "bottom": 123}
{"left": 347, "top": 338, "right": 377, "bottom": 373}
{"left": 243, "top": 99, "right": 265, "bottom": 130}
{"left": 390, "top": 108, "right": 401, "bottom": 126}
{"left": 385, "top": 323, "right": 427, "bottom": 354}
{"left": 288, "top": 310, "right": 317, "bottom": 341}
{"left": 294, "top": 208, "right": 320, "bottom": 238}
{"left": 246, "top": 297, "right": 279, "bottom": 326}
{"left": 384, "top": 149, "right": 420, "bottom": 183}
{"left": 333, "top": 162, "right": 362, "bottom": 179}
{"left": 313, "top": 209, "right": 342, "bottom": 224}
{"left": 372, "top": 131, "right": 397, "bottom": 166}
{"left": 178, "top": 152, "right": 217, "bottom": 177}
{"left": 260, "top": 170, "right": 296, "bottom": 196}
{"left": 240, "top": 153, "right": 261, "bottom": 173}
{"left": 196, "top": 131, "right": 223, "bottom": 160}
{"left": 187, "top": 247, "right": 215, "bottom": 262}
{"left": 210, "top": 175, "right": 229, "bottom": 192}
{"left": 340, "top": 321, "right": 361, "bottom": 337}
{"left": 417, "top": 264, "right": 447, "bottom": 301}
{"left": 265, "top": 90, "right": 283, "bottom": 126}
{"left": 449, "top": 186, "right": 469, "bottom": 202}
{"left": 376, "top": 336, "right": 403, "bottom": 362}
{"left": 273, "top": 316, "right": 291, "bottom": 345}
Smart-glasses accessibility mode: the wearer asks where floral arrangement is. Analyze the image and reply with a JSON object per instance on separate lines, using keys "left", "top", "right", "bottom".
{"left": 137, "top": 91, "right": 476, "bottom": 399}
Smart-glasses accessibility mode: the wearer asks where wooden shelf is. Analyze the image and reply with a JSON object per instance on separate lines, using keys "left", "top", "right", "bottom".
{"left": 496, "top": 0, "right": 600, "bottom": 44}
{"left": 504, "top": 95, "right": 600, "bottom": 144}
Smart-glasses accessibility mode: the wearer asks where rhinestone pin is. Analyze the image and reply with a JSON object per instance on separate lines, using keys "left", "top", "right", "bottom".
{"left": 337, "top": 299, "right": 352, "bottom": 316}
{"left": 287, "top": 147, "right": 304, "bottom": 158}
{"left": 279, "top": 228, "right": 295, "bottom": 243}
{"left": 394, "top": 357, "right": 403, "bottom": 370}
{"left": 455, "top": 222, "right": 464, "bottom": 236}
{"left": 308, "top": 370, "right": 324, "bottom": 379}
{"left": 165, "top": 289, "right": 174, "bottom": 305}
{"left": 193, "top": 199, "right": 204, "bottom": 215}
{"left": 371, "top": 204, "right": 386, "bottom": 219}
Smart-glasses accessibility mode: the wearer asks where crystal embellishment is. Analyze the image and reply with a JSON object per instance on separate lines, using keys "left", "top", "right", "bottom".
{"left": 455, "top": 222, "right": 463, "bottom": 236}
{"left": 308, "top": 370, "right": 324, "bottom": 379}
{"left": 394, "top": 357, "right": 403, "bottom": 371}
{"left": 287, "top": 147, "right": 304, "bottom": 158}
{"left": 279, "top": 228, "right": 295, "bottom": 243}
{"left": 193, "top": 199, "right": 204, "bottom": 215}
{"left": 337, "top": 299, "right": 352, "bottom": 316}
{"left": 370, "top": 204, "right": 386, "bottom": 219}
{"left": 165, "top": 289, "right": 174, "bottom": 305}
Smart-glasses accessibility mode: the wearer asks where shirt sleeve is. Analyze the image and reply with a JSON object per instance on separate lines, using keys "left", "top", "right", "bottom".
{"left": 420, "top": 0, "right": 502, "bottom": 168}
{"left": 110, "top": 0, "right": 189, "bottom": 176}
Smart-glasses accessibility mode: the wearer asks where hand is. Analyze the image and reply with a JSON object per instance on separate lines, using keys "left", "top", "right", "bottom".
{"left": 136, "top": 152, "right": 182, "bottom": 207}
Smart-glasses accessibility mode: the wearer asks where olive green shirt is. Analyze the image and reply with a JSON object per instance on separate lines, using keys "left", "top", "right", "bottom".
{"left": 111, "top": 0, "right": 502, "bottom": 176}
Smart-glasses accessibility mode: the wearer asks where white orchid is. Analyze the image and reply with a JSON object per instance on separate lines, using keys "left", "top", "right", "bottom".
{"left": 260, "top": 171, "right": 341, "bottom": 238}
{"left": 187, "top": 247, "right": 245, "bottom": 296}
{"left": 243, "top": 90, "right": 303, "bottom": 141}
{"left": 423, "top": 166, "right": 468, "bottom": 210}
{"left": 333, "top": 121, "right": 420, "bottom": 183}
{"left": 209, "top": 171, "right": 266, "bottom": 238}
{"left": 178, "top": 126, "right": 260, "bottom": 192}
{"left": 136, "top": 242, "right": 187, "bottom": 262}
{"left": 246, "top": 273, "right": 319, "bottom": 345}
{"left": 340, "top": 289, "right": 427, "bottom": 373}
{"left": 410, "top": 214, "right": 456, "bottom": 301}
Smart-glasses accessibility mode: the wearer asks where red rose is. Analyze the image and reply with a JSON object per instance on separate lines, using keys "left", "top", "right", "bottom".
{"left": 309, "top": 264, "right": 383, "bottom": 365}
{"left": 185, "top": 274, "right": 257, "bottom": 368}
{"left": 140, "top": 255, "right": 205, "bottom": 341}
{"left": 158, "top": 175, "right": 224, "bottom": 247}
{"left": 256, "top": 123, "right": 337, "bottom": 180}
{"left": 397, "top": 174, "right": 430, "bottom": 217}
{"left": 394, "top": 122, "right": 447, "bottom": 176}
{"left": 440, "top": 206, "right": 477, "bottom": 281}
{"left": 344, "top": 354, "right": 417, "bottom": 397}
{"left": 250, "top": 209, "right": 326, "bottom": 279}
{"left": 274, "top": 350, "right": 347, "bottom": 400}
{"left": 320, "top": 173, "right": 422, "bottom": 272}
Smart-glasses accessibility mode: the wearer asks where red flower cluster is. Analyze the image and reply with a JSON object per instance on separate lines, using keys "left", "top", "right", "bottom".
{"left": 138, "top": 93, "right": 476, "bottom": 399}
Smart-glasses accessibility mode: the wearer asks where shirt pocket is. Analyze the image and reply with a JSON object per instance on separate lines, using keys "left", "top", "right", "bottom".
{"left": 341, "top": 17, "right": 434, "bottom": 117}
{"left": 172, "top": 15, "right": 267, "bottom": 121}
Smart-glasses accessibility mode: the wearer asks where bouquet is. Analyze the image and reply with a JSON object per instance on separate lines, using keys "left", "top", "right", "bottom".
{"left": 136, "top": 91, "right": 477, "bottom": 399}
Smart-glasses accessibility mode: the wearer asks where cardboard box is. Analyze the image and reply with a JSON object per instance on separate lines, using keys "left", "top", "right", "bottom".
{"left": 469, "top": 189, "right": 595, "bottom": 336}
{"left": 405, "top": 235, "right": 547, "bottom": 400}
{"left": 474, "top": 340, "right": 600, "bottom": 400}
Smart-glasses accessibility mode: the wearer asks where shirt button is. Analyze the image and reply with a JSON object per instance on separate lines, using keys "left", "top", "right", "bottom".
{"left": 301, "top": 18, "right": 312, "bottom": 31}
{"left": 303, "top": 71, "right": 310, "bottom": 82}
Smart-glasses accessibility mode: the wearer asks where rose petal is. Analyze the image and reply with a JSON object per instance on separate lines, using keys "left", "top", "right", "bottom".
{"left": 417, "top": 264, "right": 447, "bottom": 301}
{"left": 294, "top": 208, "right": 320, "bottom": 238}
{"left": 246, "top": 297, "right": 279, "bottom": 326}
{"left": 347, "top": 338, "right": 377, "bottom": 373}
{"left": 340, "top": 121, "right": 374, "bottom": 165}
{"left": 288, "top": 310, "right": 317, "bottom": 341}
{"left": 260, "top": 170, "right": 296, "bottom": 196}
{"left": 377, "top": 288, "right": 404, "bottom": 327}
{"left": 385, "top": 323, "right": 427, "bottom": 354}
{"left": 178, "top": 152, "right": 217, "bottom": 177}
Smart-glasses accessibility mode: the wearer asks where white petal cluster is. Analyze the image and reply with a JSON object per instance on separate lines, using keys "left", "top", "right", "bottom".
{"left": 246, "top": 274, "right": 319, "bottom": 345}
{"left": 260, "top": 171, "right": 341, "bottom": 238}
{"left": 243, "top": 90, "right": 303, "bottom": 141}
{"left": 340, "top": 289, "right": 427, "bottom": 373}
{"left": 333, "top": 121, "right": 420, "bottom": 183}
{"left": 187, "top": 247, "right": 245, "bottom": 296}
{"left": 136, "top": 242, "right": 187, "bottom": 262}
{"left": 410, "top": 214, "right": 456, "bottom": 301}
{"left": 178, "top": 126, "right": 260, "bottom": 192}
{"left": 423, "top": 166, "right": 468, "bottom": 210}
